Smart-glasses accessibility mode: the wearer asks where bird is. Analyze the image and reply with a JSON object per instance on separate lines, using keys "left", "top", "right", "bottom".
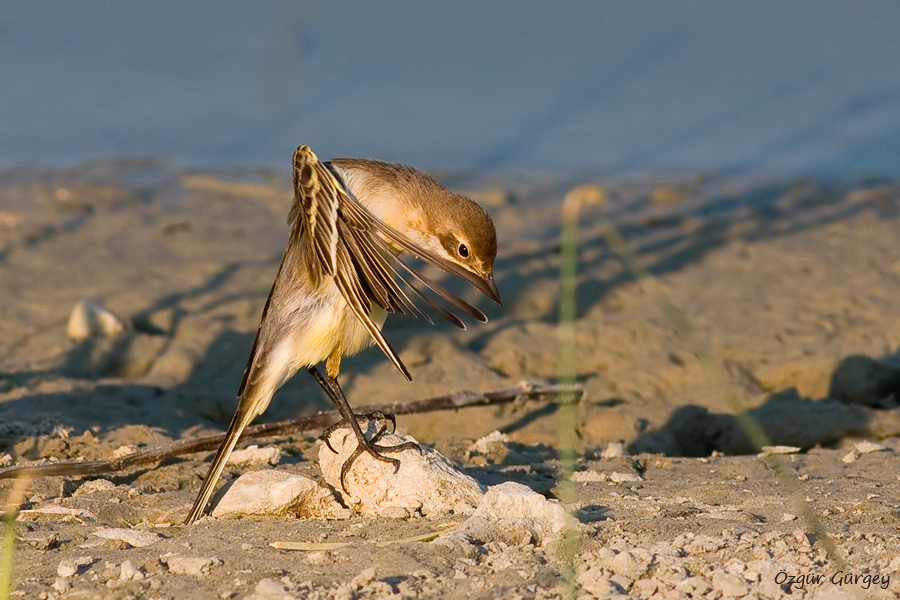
{"left": 184, "top": 145, "right": 501, "bottom": 524}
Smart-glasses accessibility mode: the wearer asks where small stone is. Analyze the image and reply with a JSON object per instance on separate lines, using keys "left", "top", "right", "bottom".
{"left": 161, "top": 554, "right": 222, "bottom": 576}
{"left": 92, "top": 527, "right": 161, "bottom": 548}
{"left": 66, "top": 299, "right": 127, "bottom": 340}
{"left": 351, "top": 567, "right": 377, "bottom": 587}
{"left": 575, "top": 571, "right": 617, "bottom": 598}
{"left": 57, "top": 556, "right": 94, "bottom": 577}
{"left": 608, "top": 549, "right": 652, "bottom": 580}
{"left": 759, "top": 446, "right": 801, "bottom": 456}
{"left": 51, "top": 577, "right": 70, "bottom": 594}
{"left": 440, "top": 481, "right": 571, "bottom": 554}
{"left": 609, "top": 471, "right": 643, "bottom": 483}
{"left": 855, "top": 440, "right": 887, "bottom": 454}
{"left": 119, "top": 560, "right": 144, "bottom": 581}
{"left": 302, "top": 551, "right": 332, "bottom": 566}
{"left": 226, "top": 444, "right": 283, "bottom": 467}
{"left": 464, "top": 430, "right": 511, "bottom": 464}
{"left": 600, "top": 442, "right": 628, "bottom": 458}
{"left": 244, "top": 578, "right": 299, "bottom": 600}
{"left": 711, "top": 571, "right": 750, "bottom": 598}
{"left": 19, "top": 532, "right": 60, "bottom": 550}
{"left": 842, "top": 451, "right": 859, "bottom": 463}
{"left": 18, "top": 505, "right": 96, "bottom": 521}
{"left": 74, "top": 479, "right": 116, "bottom": 496}
{"left": 211, "top": 470, "right": 349, "bottom": 519}
{"left": 792, "top": 527, "right": 811, "bottom": 548}
{"left": 112, "top": 445, "right": 134, "bottom": 459}
{"left": 571, "top": 470, "right": 607, "bottom": 482}
{"left": 676, "top": 575, "right": 712, "bottom": 595}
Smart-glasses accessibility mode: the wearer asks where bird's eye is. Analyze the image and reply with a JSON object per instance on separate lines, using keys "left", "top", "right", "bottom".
{"left": 458, "top": 244, "right": 469, "bottom": 258}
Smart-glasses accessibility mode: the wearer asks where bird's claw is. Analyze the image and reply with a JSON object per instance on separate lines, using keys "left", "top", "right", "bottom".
{"left": 320, "top": 412, "right": 419, "bottom": 493}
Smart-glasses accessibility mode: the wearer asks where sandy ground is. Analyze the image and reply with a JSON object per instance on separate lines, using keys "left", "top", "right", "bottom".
{"left": 2, "top": 162, "right": 900, "bottom": 599}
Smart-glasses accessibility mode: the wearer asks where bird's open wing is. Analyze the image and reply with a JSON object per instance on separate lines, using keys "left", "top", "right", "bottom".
{"left": 290, "top": 146, "right": 487, "bottom": 381}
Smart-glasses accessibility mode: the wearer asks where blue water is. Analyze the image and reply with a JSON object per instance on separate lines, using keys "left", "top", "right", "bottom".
{"left": 3, "top": 1, "right": 900, "bottom": 176}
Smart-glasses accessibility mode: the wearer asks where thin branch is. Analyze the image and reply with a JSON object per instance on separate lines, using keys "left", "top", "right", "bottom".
{"left": 0, "top": 382, "right": 581, "bottom": 481}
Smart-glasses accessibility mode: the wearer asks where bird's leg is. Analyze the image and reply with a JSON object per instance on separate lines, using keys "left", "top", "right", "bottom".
{"left": 307, "top": 366, "right": 419, "bottom": 490}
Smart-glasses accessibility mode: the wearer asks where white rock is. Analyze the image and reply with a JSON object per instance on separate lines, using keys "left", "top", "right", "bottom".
{"left": 781, "top": 513, "right": 797, "bottom": 522}
{"left": 161, "top": 554, "right": 222, "bottom": 576}
{"left": 302, "top": 551, "right": 333, "bottom": 566}
{"left": 112, "top": 445, "right": 134, "bottom": 459}
{"left": 711, "top": 571, "right": 750, "bottom": 598}
{"left": 841, "top": 451, "right": 859, "bottom": 463}
{"left": 320, "top": 429, "right": 485, "bottom": 517}
{"left": 571, "top": 470, "right": 607, "bottom": 482}
{"left": 758, "top": 445, "right": 801, "bottom": 456}
{"left": 600, "top": 442, "right": 628, "bottom": 458}
{"left": 439, "top": 482, "right": 571, "bottom": 553}
{"left": 226, "top": 444, "right": 283, "bottom": 466}
{"left": 74, "top": 479, "right": 116, "bottom": 495}
{"left": 609, "top": 471, "right": 643, "bottom": 483}
{"left": 211, "top": 470, "right": 349, "bottom": 519}
{"left": 18, "top": 505, "right": 96, "bottom": 521}
{"left": 465, "top": 430, "right": 510, "bottom": 460}
{"left": 51, "top": 577, "right": 70, "bottom": 593}
{"left": 92, "top": 527, "right": 161, "bottom": 548}
{"left": 119, "top": 560, "right": 144, "bottom": 581}
{"left": 244, "top": 578, "right": 299, "bottom": 600}
{"left": 603, "top": 548, "right": 652, "bottom": 580}
{"left": 855, "top": 440, "right": 887, "bottom": 454}
{"left": 575, "top": 570, "right": 617, "bottom": 598}
{"left": 66, "top": 298, "right": 127, "bottom": 340}
{"left": 57, "top": 556, "right": 93, "bottom": 577}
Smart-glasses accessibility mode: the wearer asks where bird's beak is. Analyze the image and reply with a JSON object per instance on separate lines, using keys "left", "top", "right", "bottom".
{"left": 450, "top": 265, "right": 502, "bottom": 305}
{"left": 480, "top": 271, "right": 502, "bottom": 305}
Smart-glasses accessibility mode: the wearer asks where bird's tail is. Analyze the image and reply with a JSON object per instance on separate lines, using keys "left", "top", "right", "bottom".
{"left": 183, "top": 397, "right": 262, "bottom": 525}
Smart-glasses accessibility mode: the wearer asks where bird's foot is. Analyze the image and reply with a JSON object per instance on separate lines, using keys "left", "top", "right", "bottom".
{"left": 321, "top": 411, "right": 420, "bottom": 492}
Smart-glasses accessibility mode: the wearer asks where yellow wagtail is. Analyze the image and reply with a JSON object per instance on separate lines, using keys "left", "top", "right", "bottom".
{"left": 185, "top": 145, "right": 501, "bottom": 524}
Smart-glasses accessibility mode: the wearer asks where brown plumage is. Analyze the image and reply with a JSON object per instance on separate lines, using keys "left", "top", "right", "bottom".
{"left": 185, "top": 146, "right": 500, "bottom": 524}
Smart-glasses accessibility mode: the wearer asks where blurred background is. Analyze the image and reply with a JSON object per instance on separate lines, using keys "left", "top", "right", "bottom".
{"left": 4, "top": 0, "right": 900, "bottom": 457}
{"left": 3, "top": 0, "right": 900, "bottom": 177}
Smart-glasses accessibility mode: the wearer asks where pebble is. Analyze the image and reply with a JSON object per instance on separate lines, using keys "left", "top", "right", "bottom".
{"left": 842, "top": 451, "right": 859, "bottom": 463}
{"left": 609, "top": 471, "right": 643, "bottom": 483}
{"left": 56, "top": 556, "right": 93, "bottom": 577}
{"left": 66, "top": 298, "right": 127, "bottom": 340}
{"left": 161, "top": 554, "right": 222, "bottom": 576}
{"left": 571, "top": 469, "right": 607, "bottom": 482}
{"left": 465, "top": 430, "right": 510, "bottom": 458}
{"left": 759, "top": 445, "right": 802, "bottom": 456}
{"left": 119, "top": 560, "right": 144, "bottom": 581}
{"left": 226, "top": 444, "right": 283, "bottom": 466}
{"left": 856, "top": 440, "right": 888, "bottom": 453}
{"left": 600, "top": 441, "right": 628, "bottom": 458}
{"left": 74, "top": 479, "right": 116, "bottom": 496}
{"left": 91, "top": 527, "right": 161, "bottom": 548}
{"left": 19, "top": 532, "right": 60, "bottom": 550}
{"left": 51, "top": 577, "right": 70, "bottom": 594}
{"left": 210, "top": 469, "right": 350, "bottom": 519}
{"left": 438, "top": 481, "right": 571, "bottom": 555}
{"left": 244, "top": 578, "right": 299, "bottom": 600}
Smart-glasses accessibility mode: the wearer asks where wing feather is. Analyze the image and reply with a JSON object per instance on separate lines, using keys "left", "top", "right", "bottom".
{"left": 290, "top": 145, "right": 489, "bottom": 380}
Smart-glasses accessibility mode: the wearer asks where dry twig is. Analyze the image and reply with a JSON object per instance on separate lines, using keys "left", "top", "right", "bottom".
{"left": 0, "top": 382, "right": 580, "bottom": 481}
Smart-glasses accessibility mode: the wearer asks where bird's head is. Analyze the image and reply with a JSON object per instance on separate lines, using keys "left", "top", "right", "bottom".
{"left": 329, "top": 158, "right": 501, "bottom": 305}
{"left": 426, "top": 193, "right": 501, "bottom": 305}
